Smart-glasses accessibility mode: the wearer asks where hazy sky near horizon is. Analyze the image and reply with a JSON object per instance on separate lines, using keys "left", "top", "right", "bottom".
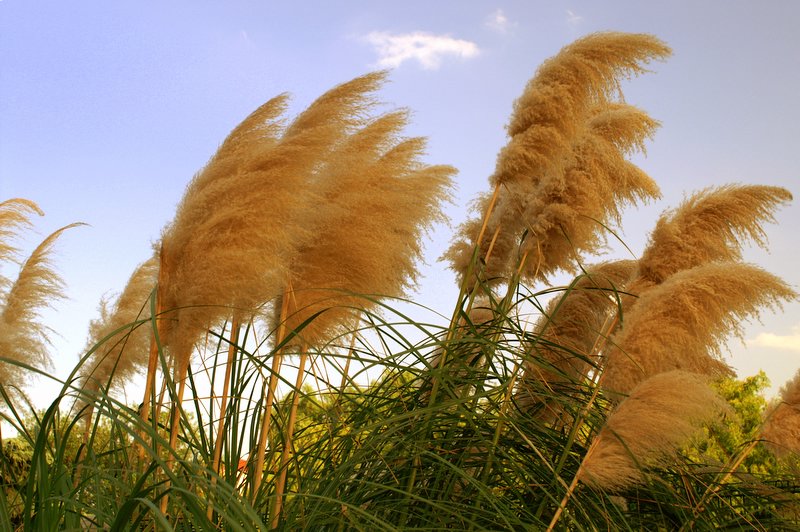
{"left": 1, "top": 1, "right": 799, "bottom": 406}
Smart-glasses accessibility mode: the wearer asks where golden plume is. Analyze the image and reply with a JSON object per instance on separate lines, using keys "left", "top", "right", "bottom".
{"left": 445, "top": 33, "right": 669, "bottom": 285}
{"left": 0, "top": 198, "right": 44, "bottom": 293}
{"left": 515, "top": 260, "right": 636, "bottom": 419}
{"left": 78, "top": 256, "right": 158, "bottom": 397}
{"left": 513, "top": 104, "right": 661, "bottom": 280}
{"left": 499, "top": 32, "right": 670, "bottom": 188}
{"left": 278, "top": 110, "right": 455, "bottom": 346}
{"left": 0, "top": 223, "right": 83, "bottom": 394}
{"left": 160, "top": 72, "right": 387, "bottom": 370}
{"left": 638, "top": 185, "right": 793, "bottom": 284}
{"left": 170, "top": 94, "right": 290, "bottom": 239}
{"left": 761, "top": 368, "right": 800, "bottom": 457}
{"left": 602, "top": 262, "right": 797, "bottom": 396}
{"left": 581, "top": 370, "right": 728, "bottom": 490}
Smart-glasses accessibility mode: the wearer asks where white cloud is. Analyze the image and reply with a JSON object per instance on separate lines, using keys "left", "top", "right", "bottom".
{"left": 363, "top": 31, "right": 479, "bottom": 70}
{"left": 486, "top": 9, "right": 515, "bottom": 33}
{"left": 749, "top": 324, "right": 800, "bottom": 352}
{"left": 566, "top": 9, "right": 583, "bottom": 27}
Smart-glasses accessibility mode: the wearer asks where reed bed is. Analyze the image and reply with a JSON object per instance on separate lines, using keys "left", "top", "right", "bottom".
{"left": 0, "top": 32, "right": 798, "bottom": 530}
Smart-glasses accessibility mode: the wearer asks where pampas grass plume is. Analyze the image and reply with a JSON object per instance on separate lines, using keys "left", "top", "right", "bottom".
{"left": 513, "top": 104, "right": 661, "bottom": 280}
{"left": 79, "top": 256, "right": 158, "bottom": 396}
{"left": 281, "top": 108, "right": 454, "bottom": 345}
{"left": 761, "top": 369, "right": 800, "bottom": 457}
{"left": 603, "top": 262, "right": 797, "bottom": 395}
{"left": 638, "top": 185, "right": 792, "bottom": 284}
{"left": 517, "top": 260, "right": 635, "bottom": 414}
{"left": 0, "top": 198, "right": 44, "bottom": 292}
{"left": 160, "top": 72, "right": 387, "bottom": 367}
{"left": 445, "top": 33, "right": 669, "bottom": 285}
{"left": 0, "top": 223, "right": 82, "bottom": 392}
{"left": 498, "top": 32, "right": 670, "bottom": 188}
{"left": 582, "top": 370, "right": 728, "bottom": 490}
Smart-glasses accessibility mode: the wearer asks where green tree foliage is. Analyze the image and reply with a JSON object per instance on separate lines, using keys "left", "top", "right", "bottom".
{"left": 690, "top": 373, "right": 779, "bottom": 474}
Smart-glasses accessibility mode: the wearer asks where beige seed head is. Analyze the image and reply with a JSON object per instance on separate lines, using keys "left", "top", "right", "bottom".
{"left": 603, "top": 262, "right": 797, "bottom": 396}
{"left": 78, "top": 256, "right": 159, "bottom": 398}
{"left": 516, "top": 260, "right": 636, "bottom": 419}
{"left": 0, "top": 223, "right": 82, "bottom": 397}
{"left": 639, "top": 185, "right": 792, "bottom": 284}
{"left": 446, "top": 33, "right": 669, "bottom": 286}
{"left": 761, "top": 369, "right": 800, "bottom": 457}
{"left": 582, "top": 370, "right": 728, "bottom": 490}
{"left": 159, "top": 73, "right": 388, "bottom": 371}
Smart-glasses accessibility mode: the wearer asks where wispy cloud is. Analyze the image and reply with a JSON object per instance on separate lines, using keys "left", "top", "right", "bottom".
{"left": 750, "top": 324, "right": 800, "bottom": 352}
{"left": 486, "top": 9, "right": 515, "bottom": 34}
{"left": 566, "top": 9, "right": 583, "bottom": 28}
{"left": 363, "top": 31, "right": 479, "bottom": 70}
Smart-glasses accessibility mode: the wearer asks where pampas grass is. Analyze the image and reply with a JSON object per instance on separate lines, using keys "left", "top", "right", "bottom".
{"left": 445, "top": 33, "right": 669, "bottom": 286}
{"left": 638, "top": 184, "right": 793, "bottom": 284}
{"left": 581, "top": 371, "right": 729, "bottom": 490}
{"left": 762, "top": 369, "right": 800, "bottom": 457}
{"left": 155, "top": 72, "right": 390, "bottom": 511}
{"left": 499, "top": 32, "right": 670, "bottom": 188}
{"left": 602, "top": 262, "right": 797, "bottom": 395}
{"left": 0, "top": 223, "right": 82, "bottom": 399}
{"left": 3, "top": 32, "right": 798, "bottom": 531}
{"left": 78, "top": 256, "right": 158, "bottom": 399}
{"left": 516, "top": 260, "right": 635, "bottom": 419}
{"left": 0, "top": 199, "right": 44, "bottom": 290}
{"left": 278, "top": 109, "right": 454, "bottom": 346}
{"left": 161, "top": 72, "right": 386, "bottom": 367}
{"left": 512, "top": 105, "right": 661, "bottom": 282}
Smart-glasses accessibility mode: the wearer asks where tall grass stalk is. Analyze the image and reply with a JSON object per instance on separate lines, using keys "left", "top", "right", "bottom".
{"left": 272, "top": 344, "right": 309, "bottom": 528}
{"left": 207, "top": 318, "right": 240, "bottom": 519}
{"left": 252, "top": 286, "right": 292, "bottom": 502}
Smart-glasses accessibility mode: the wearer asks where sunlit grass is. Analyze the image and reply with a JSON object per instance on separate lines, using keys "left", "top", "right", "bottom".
{"left": 1, "top": 31, "right": 798, "bottom": 530}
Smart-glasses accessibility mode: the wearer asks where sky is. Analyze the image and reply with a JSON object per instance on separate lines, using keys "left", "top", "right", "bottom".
{"left": 1, "top": 1, "right": 799, "bottom": 407}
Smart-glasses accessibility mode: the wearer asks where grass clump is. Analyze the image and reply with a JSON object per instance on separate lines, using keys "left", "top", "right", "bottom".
{"left": 0, "top": 31, "right": 798, "bottom": 530}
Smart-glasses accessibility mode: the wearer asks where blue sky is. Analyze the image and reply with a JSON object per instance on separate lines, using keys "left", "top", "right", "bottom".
{"left": 1, "top": 1, "right": 799, "bottom": 404}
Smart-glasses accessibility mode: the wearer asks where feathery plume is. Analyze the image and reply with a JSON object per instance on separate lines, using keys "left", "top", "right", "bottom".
{"left": 0, "top": 199, "right": 44, "bottom": 293}
{"left": 603, "top": 262, "right": 797, "bottom": 396}
{"left": 160, "top": 72, "right": 387, "bottom": 369}
{"left": 582, "top": 370, "right": 728, "bottom": 490}
{"left": 516, "top": 260, "right": 636, "bottom": 417}
{"left": 278, "top": 110, "right": 454, "bottom": 346}
{"left": 171, "top": 94, "right": 290, "bottom": 238}
{"left": 761, "top": 368, "right": 800, "bottom": 457}
{"left": 498, "top": 33, "right": 669, "bottom": 188}
{"left": 157, "top": 74, "right": 392, "bottom": 512}
{"left": 445, "top": 33, "right": 669, "bottom": 285}
{"left": 0, "top": 223, "right": 82, "bottom": 393}
{"left": 638, "top": 185, "right": 793, "bottom": 284}
{"left": 78, "top": 256, "right": 159, "bottom": 397}
{"left": 442, "top": 190, "right": 518, "bottom": 286}
{"left": 513, "top": 104, "right": 661, "bottom": 280}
